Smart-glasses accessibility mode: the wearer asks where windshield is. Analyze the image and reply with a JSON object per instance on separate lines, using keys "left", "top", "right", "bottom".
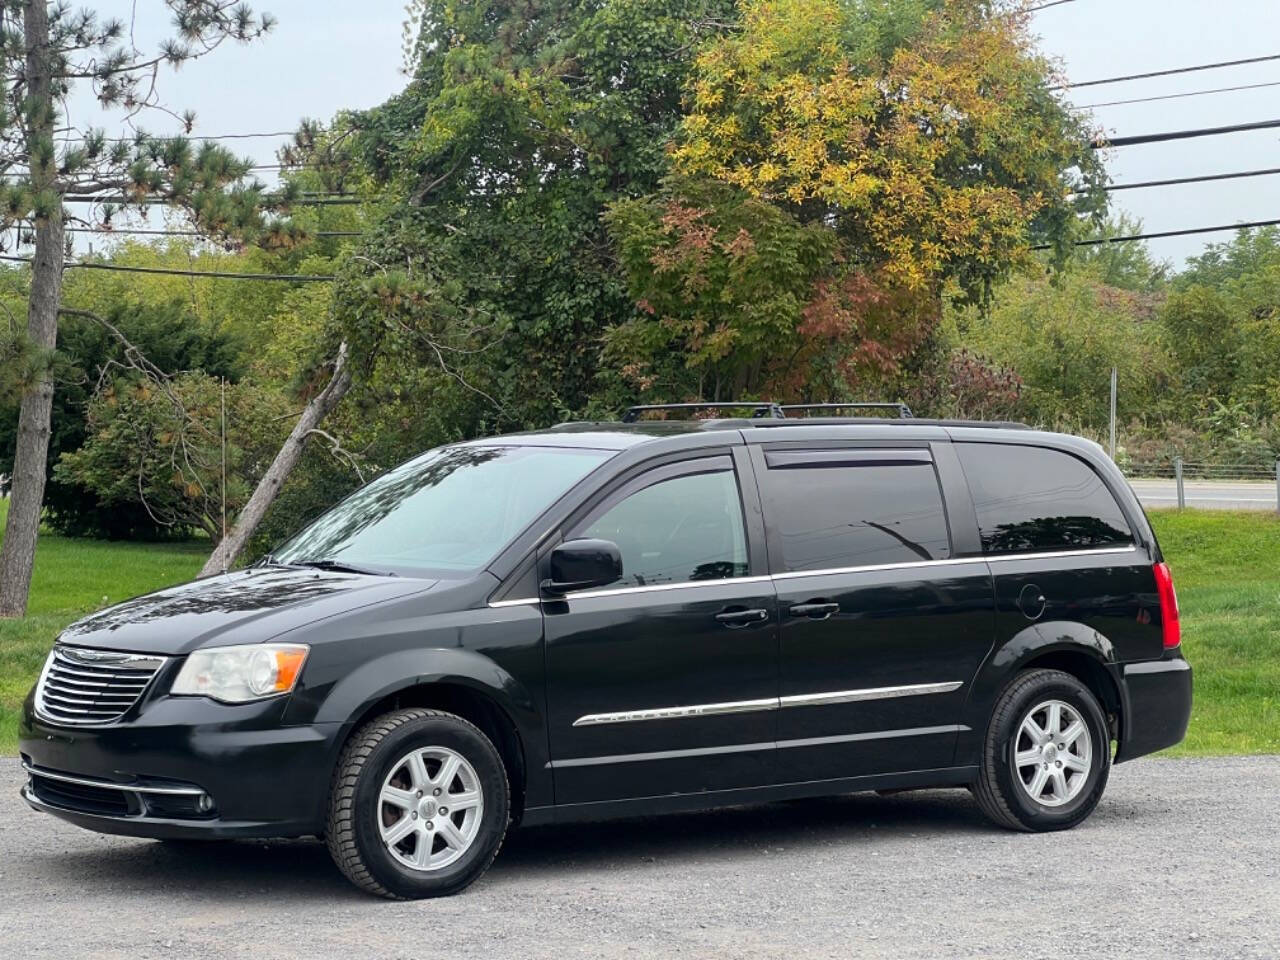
{"left": 273, "top": 444, "right": 612, "bottom": 576}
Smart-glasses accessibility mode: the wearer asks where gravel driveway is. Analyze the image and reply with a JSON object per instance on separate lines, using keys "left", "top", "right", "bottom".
{"left": 0, "top": 755, "right": 1276, "bottom": 959}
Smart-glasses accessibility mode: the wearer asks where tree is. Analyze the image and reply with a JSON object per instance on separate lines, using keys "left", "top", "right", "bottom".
{"left": 1160, "top": 286, "right": 1239, "bottom": 407}
{"left": 956, "top": 266, "right": 1165, "bottom": 429}
{"left": 200, "top": 0, "right": 740, "bottom": 572}
{"left": 0, "top": 1, "right": 278, "bottom": 616}
{"left": 607, "top": 0, "right": 1105, "bottom": 405}
{"left": 1072, "top": 214, "right": 1168, "bottom": 292}
{"left": 55, "top": 367, "right": 291, "bottom": 542}
{"left": 0, "top": 296, "right": 245, "bottom": 539}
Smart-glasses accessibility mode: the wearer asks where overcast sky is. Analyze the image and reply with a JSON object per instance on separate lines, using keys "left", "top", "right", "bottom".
{"left": 1035, "top": 0, "right": 1280, "bottom": 266}
{"left": 66, "top": 1, "right": 1280, "bottom": 268}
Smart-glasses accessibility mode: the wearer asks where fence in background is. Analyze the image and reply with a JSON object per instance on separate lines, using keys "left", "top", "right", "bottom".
{"left": 1125, "top": 458, "right": 1280, "bottom": 511}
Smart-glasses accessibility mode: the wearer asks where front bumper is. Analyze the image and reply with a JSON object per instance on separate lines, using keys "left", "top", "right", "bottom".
{"left": 1115, "top": 654, "right": 1193, "bottom": 763}
{"left": 19, "top": 691, "right": 342, "bottom": 839}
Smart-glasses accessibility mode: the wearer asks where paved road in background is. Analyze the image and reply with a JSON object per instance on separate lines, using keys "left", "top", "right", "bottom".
{"left": 1, "top": 756, "right": 1277, "bottom": 959}
{"left": 1130, "top": 478, "right": 1277, "bottom": 511}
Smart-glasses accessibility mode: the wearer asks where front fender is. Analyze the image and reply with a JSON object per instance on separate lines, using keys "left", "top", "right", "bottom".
{"left": 300, "top": 646, "right": 551, "bottom": 810}
{"left": 955, "top": 621, "right": 1124, "bottom": 765}
{"left": 312, "top": 646, "right": 540, "bottom": 728}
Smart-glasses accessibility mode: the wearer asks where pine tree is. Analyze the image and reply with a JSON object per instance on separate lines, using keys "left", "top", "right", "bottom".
{"left": 0, "top": 2, "right": 279, "bottom": 616}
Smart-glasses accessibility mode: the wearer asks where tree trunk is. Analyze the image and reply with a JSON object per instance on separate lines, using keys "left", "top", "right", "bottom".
{"left": 0, "top": 0, "right": 62, "bottom": 618}
{"left": 200, "top": 342, "right": 353, "bottom": 577}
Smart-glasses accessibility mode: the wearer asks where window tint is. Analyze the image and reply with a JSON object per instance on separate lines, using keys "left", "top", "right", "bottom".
{"left": 957, "top": 444, "right": 1132, "bottom": 554}
{"left": 762, "top": 459, "right": 951, "bottom": 572}
{"left": 275, "top": 445, "right": 611, "bottom": 575}
{"left": 580, "top": 468, "right": 749, "bottom": 587}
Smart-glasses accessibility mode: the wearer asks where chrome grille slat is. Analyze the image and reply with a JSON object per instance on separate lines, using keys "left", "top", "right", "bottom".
{"left": 48, "top": 663, "right": 154, "bottom": 681}
{"left": 44, "top": 673, "right": 148, "bottom": 689}
{"left": 36, "top": 646, "right": 166, "bottom": 726}
{"left": 43, "top": 686, "right": 139, "bottom": 702}
{"left": 42, "top": 693, "right": 138, "bottom": 709}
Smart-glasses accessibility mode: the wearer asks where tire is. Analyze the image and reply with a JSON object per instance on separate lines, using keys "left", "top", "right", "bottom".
{"left": 973, "top": 668, "right": 1111, "bottom": 832}
{"left": 326, "top": 708, "right": 510, "bottom": 899}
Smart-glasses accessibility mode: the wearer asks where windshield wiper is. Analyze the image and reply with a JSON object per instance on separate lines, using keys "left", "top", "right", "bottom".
{"left": 253, "top": 553, "right": 304, "bottom": 570}
{"left": 293, "top": 558, "right": 397, "bottom": 577}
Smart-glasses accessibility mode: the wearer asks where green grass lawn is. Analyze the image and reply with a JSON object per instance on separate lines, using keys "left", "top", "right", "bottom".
{"left": 1148, "top": 509, "right": 1280, "bottom": 756}
{"left": 0, "top": 502, "right": 1276, "bottom": 756}
{"left": 0, "top": 500, "right": 206, "bottom": 752}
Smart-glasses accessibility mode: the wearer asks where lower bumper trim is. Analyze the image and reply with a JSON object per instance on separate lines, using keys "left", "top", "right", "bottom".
{"left": 21, "top": 760, "right": 206, "bottom": 796}
{"left": 20, "top": 784, "right": 315, "bottom": 840}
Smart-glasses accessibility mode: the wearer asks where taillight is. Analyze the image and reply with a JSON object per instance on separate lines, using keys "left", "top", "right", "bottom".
{"left": 1153, "top": 561, "right": 1181, "bottom": 649}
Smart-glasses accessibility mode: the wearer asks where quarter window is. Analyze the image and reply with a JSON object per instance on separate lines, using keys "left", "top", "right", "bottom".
{"left": 579, "top": 468, "right": 749, "bottom": 587}
{"left": 956, "top": 443, "right": 1132, "bottom": 554}
{"left": 761, "top": 456, "right": 952, "bottom": 572}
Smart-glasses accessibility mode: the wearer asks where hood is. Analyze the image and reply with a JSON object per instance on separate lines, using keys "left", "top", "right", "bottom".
{"left": 57, "top": 567, "right": 437, "bottom": 656}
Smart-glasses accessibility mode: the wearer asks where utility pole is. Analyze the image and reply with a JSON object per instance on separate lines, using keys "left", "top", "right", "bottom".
{"left": 1108, "top": 367, "right": 1117, "bottom": 461}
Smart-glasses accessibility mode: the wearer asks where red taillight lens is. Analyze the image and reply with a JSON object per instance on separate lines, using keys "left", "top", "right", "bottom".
{"left": 1153, "top": 561, "right": 1181, "bottom": 649}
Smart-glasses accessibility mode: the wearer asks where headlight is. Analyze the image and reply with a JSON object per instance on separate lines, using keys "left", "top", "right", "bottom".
{"left": 171, "top": 643, "right": 309, "bottom": 703}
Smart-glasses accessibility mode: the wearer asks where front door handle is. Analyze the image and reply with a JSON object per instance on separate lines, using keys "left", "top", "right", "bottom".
{"left": 789, "top": 601, "right": 840, "bottom": 620}
{"left": 715, "top": 607, "right": 769, "bottom": 627}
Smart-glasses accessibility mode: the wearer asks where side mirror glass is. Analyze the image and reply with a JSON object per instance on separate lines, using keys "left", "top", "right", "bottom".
{"left": 543, "top": 539, "right": 623, "bottom": 595}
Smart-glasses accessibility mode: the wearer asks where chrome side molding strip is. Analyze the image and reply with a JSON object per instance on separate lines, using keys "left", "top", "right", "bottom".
{"left": 572, "top": 697, "right": 779, "bottom": 727}
{"left": 770, "top": 546, "right": 1137, "bottom": 582}
{"left": 564, "top": 574, "right": 774, "bottom": 602}
{"left": 487, "top": 597, "right": 543, "bottom": 609}
{"left": 778, "top": 681, "right": 963, "bottom": 708}
{"left": 571, "top": 681, "right": 963, "bottom": 727}
{"left": 490, "top": 546, "right": 1139, "bottom": 607}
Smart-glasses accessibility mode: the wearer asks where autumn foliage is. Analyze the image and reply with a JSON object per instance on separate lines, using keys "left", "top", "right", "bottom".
{"left": 606, "top": 0, "right": 1103, "bottom": 405}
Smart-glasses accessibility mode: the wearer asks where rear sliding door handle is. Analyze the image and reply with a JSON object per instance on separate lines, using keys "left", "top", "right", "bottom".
{"left": 715, "top": 607, "right": 770, "bottom": 627}
{"left": 789, "top": 601, "right": 840, "bottom": 620}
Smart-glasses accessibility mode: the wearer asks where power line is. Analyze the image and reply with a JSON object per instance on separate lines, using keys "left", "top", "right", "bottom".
{"left": 59, "top": 195, "right": 363, "bottom": 206}
{"left": 1027, "top": 0, "right": 1074, "bottom": 11}
{"left": 67, "top": 261, "right": 336, "bottom": 281}
{"left": 1077, "top": 80, "right": 1280, "bottom": 110}
{"left": 1088, "top": 166, "right": 1280, "bottom": 193}
{"left": 1095, "top": 118, "right": 1280, "bottom": 148}
{"left": 1056, "top": 53, "right": 1280, "bottom": 90}
{"left": 0, "top": 253, "right": 335, "bottom": 281}
{"left": 58, "top": 225, "right": 361, "bottom": 238}
{"left": 93, "top": 129, "right": 299, "bottom": 143}
{"left": 1031, "top": 217, "right": 1280, "bottom": 250}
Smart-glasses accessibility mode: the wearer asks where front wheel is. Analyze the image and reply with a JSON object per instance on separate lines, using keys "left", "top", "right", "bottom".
{"left": 326, "top": 708, "right": 510, "bottom": 898}
{"left": 973, "top": 668, "right": 1111, "bottom": 832}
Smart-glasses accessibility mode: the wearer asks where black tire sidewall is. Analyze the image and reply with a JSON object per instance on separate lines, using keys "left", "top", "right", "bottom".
{"left": 351, "top": 715, "right": 509, "bottom": 898}
{"left": 991, "top": 674, "right": 1111, "bottom": 830}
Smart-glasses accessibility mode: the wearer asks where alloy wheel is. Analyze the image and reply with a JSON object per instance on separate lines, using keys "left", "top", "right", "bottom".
{"left": 378, "top": 746, "right": 485, "bottom": 871}
{"left": 1012, "top": 699, "right": 1093, "bottom": 808}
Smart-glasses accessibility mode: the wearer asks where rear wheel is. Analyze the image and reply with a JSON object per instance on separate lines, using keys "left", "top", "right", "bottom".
{"left": 974, "top": 668, "right": 1111, "bottom": 832}
{"left": 326, "top": 708, "right": 510, "bottom": 898}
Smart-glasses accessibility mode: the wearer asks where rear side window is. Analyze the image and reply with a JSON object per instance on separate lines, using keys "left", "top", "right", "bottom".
{"left": 956, "top": 443, "right": 1132, "bottom": 555}
{"left": 760, "top": 452, "right": 952, "bottom": 572}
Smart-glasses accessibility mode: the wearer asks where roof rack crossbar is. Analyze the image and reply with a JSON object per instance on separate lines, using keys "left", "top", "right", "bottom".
{"left": 621, "top": 402, "right": 786, "bottom": 423}
{"left": 780, "top": 402, "right": 914, "bottom": 419}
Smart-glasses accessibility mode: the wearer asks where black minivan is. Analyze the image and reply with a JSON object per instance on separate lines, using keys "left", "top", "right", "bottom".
{"left": 20, "top": 404, "right": 1192, "bottom": 899}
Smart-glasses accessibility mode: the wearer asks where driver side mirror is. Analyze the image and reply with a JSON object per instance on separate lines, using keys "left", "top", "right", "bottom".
{"left": 542, "top": 539, "right": 623, "bottom": 595}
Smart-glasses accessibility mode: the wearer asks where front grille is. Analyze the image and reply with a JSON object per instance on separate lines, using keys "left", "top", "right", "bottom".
{"left": 35, "top": 646, "right": 166, "bottom": 726}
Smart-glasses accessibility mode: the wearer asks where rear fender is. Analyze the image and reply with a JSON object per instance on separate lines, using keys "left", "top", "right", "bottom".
{"left": 954, "top": 621, "right": 1125, "bottom": 765}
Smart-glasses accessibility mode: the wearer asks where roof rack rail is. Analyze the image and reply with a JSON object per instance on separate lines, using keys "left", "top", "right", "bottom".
{"left": 621, "top": 402, "right": 786, "bottom": 422}
{"left": 780, "top": 402, "right": 914, "bottom": 418}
